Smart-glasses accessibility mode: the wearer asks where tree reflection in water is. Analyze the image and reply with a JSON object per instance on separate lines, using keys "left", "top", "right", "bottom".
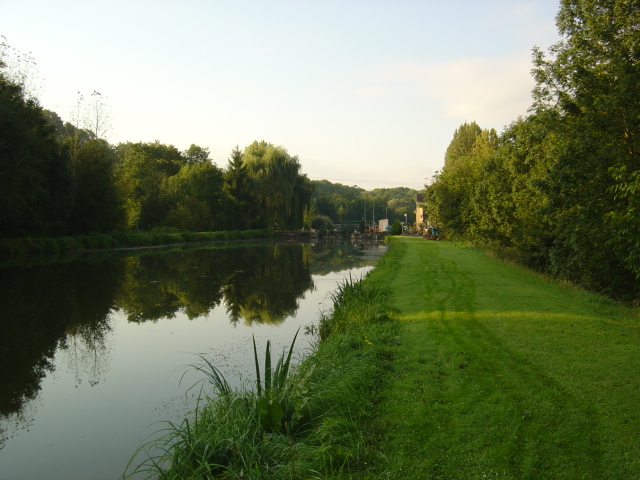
{"left": 0, "top": 257, "right": 123, "bottom": 448}
{"left": 0, "top": 240, "right": 381, "bottom": 449}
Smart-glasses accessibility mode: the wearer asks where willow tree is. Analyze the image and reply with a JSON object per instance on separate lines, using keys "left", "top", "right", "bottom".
{"left": 242, "top": 141, "right": 313, "bottom": 229}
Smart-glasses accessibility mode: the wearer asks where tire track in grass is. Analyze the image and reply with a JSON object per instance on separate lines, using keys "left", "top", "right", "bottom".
{"left": 371, "top": 239, "right": 608, "bottom": 479}
{"left": 438, "top": 248, "right": 604, "bottom": 478}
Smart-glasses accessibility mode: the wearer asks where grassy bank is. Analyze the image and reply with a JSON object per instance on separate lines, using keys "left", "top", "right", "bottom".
{"left": 124, "top": 276, "right": 398, "bottom": 479}
{"left": 0, "top": 229, "right": 273, "bottom": 257}
{"left": 363, "top": 237, "right": 640, "bottom": 479}
{"left": 123, "top": 237, "right": 640, "bottom": 479}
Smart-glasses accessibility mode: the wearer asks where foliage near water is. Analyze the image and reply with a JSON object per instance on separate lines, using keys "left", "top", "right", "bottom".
{"left": 3, "top": 40, "right": 416, "bottom": 243}
{"left": 123, "top": 275, "right": 397, "bottom": 479}
{"left": 2, "top": 44, "right": 314, "bottom": 239}
{"left": 0, "top": 229, "right": 273, "bottom": 257}
{"left": 123, "top": 235, "right": 640, "bottom": 479}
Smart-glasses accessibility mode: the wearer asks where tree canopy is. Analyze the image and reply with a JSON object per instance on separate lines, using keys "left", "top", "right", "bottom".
{"left": 0, "top": 64, "right": 320, "bottom": 237}
{"left": 425, "top": 0, "right": 640, "bottom": 299}
{"left": 311, "top": 180, "right": 417, "bottom": 229}
{"left": 0, "top": 73, "right": 72, "bottom": 237}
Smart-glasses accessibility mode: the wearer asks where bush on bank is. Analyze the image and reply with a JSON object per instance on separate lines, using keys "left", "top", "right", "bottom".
{"left": 0, "top": 229, "right": 274, "bottom": 256}
{"left": 124, "top": 275, "right": 397, "bottom": 479}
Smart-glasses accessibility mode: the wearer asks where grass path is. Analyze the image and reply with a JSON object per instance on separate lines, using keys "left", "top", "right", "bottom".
{"left": 364, "top": 238, "right": 640, "bottom": 479}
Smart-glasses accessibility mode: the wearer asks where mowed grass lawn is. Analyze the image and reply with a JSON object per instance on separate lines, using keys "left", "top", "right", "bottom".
{"left": 364, "top": 238, "right": 640, "bottom": 479}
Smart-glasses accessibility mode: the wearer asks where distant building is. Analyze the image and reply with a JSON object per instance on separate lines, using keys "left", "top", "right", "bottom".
{"left": 415, "top": 194, "right": 426, "bottom": 232}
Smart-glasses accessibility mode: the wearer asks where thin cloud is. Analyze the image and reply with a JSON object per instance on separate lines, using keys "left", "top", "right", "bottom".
{"left": 423, "top": 54, "right": 535, "bottom": 126}
{"left": 354, "top": 85, "right": 385, "bottom": 99}
{"left": 352, "top": 52, "right": 537, "bottom": 129}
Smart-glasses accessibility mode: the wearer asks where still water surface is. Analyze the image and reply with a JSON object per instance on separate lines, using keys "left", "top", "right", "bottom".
{"left": 0, "top": 239, "right": 385, "bottom": 480}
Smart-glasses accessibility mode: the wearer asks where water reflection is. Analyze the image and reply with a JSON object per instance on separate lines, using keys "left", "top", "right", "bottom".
{"left": 0, "top": 257, "right": 123, "bottom": 448}
{"left": 225, "top": 245, "right": 315, "bottom": 325}
{"left": 0, "top": 240, "right": 382, "bottom": 450}
{"left": 115, "top": 244, "right": 315, "bottom": 325}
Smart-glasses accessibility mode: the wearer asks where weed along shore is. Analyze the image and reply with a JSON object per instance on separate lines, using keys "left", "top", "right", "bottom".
{"left": 124, "top": 237, "right": 640, "bottom": 479}
{"left": 123, "top": 266, "right": 399, "bottom": 479}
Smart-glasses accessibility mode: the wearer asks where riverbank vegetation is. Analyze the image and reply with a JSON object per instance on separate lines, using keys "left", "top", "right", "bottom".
{"left": 424, "top": 0, "right": 640, "bottom": 300}
{"left": 0, "top": 229, "right": 273, "bottom": 257}
{"left": 124, "top": 237, "right": 640, "bottom": 478}
{"left": 1, "top": 39, "right": 312, "bottom": 239}
{"left": 124, "top": 275, "right": 398, "bottom": 479}
{"left": 1, "top": 38, "right": 417, "bottom": 248}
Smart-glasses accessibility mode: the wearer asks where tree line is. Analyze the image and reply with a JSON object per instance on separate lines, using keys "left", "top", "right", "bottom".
{"left": 0, "top": 47, "right": 317, "bottom": 237}
{"left": 425, "top": 0, "right": 640, "bottom": 300}
{"left": 0, "top": 41, "right": 420, "bottom": 240}
{"left": 311, "top": 180, "right": 418, "bottom": 230}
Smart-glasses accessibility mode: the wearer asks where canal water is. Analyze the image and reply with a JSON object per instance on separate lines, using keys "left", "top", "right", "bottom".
{"left": 0, "top": 239, "right": 386, "bottom": 480}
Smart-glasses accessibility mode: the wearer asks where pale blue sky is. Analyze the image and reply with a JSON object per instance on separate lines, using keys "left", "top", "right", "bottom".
{"left": 1, "top": 0, "right": 561, "bottom": 189}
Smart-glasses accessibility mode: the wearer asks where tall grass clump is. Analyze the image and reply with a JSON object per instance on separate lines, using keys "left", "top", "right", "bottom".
{"left": 317, "top": 273, "right": 391, "bottom": 341}
{"left": 124, "top": 275, "right": 397, "bottom": 479}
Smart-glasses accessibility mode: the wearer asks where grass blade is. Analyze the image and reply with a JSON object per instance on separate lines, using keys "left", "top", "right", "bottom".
{"left": 252, "top": 335, "right": 262, "bottom": 396}
{"left": 265, "top": 339, "right": 272, "bottom": 392}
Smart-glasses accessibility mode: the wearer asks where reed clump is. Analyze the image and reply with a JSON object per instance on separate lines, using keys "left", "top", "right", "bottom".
{"left": 124, "top": 275, "right": 397, "bottom": 479}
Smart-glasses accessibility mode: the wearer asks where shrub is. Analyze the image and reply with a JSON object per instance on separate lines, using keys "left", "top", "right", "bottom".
{"left": 390, "top": 219, "right": 403, "bottom": 235}
{"left": 311, "top": 215, "right": 333, "bottom": 231}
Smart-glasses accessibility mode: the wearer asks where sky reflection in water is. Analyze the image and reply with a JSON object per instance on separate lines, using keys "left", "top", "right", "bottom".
{"left": 0, "top": 239, "right": 385, "bottom": 480}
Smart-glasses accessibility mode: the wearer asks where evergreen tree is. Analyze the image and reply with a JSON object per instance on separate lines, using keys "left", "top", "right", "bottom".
{"left": 224, "top": 145, "right": 253, "bottom": 229}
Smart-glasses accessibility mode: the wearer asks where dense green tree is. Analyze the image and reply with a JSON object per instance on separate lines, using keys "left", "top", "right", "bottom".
{"left": 0, "top": 72, "right": 73, "bottom": 237}
{"left": 65, "top": 138, "right": 124, "bottom": 234}
{"left": 311, "top": 181, "right": 417, "bottom": 227}
{"left": 390, "top": 219, "right": 403, "bottom": 235}
{"left": 427, "top": 123, "right": 498, "bottom": 237}
{"left": 115, "top": 141, "right": 184, "bottom": 230}
{"left": 312, "top": 181, "right": 364, "bottom": 224}
{"left": 163, "top": 161, "right": 228, "bottom": 231}
{"left": 310, "top": 215, "right": 333, "bottom": 231}
{"left": 444, "top": 121, "right": 483, "bottom": 168}
{"left": 370, "top": 187, "right": 418, "bottom": 223}
{"left": 314, "top": 195, "right": 338, "bottom": 221}
{"left": 532, "top": 0, "right": 640, "bottom": 294}
{"left": 467, "top": 114, "right": 558, "bottom": 266}
{"left": 289, "top": 174, "right": 314, "bottom": 228}
{"left": 183, "top": 144, "right": 210, "bottom": 164}
{"left": 423, "top": 0, "right": 640, "bottom": 298}
{"left": 42, "top": 106, "right": 125, "bottom": 235}
{"left": 42, "top": 109, "right": 65, "bottom": 138}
